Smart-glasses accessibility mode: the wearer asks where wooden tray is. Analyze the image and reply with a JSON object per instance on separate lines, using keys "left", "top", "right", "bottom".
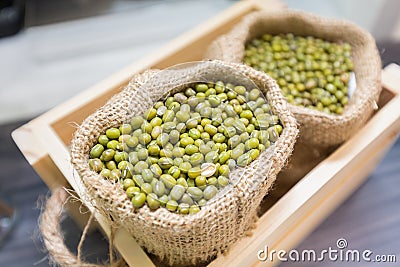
{"left": 11, "top": 0, "right": 400, "bottom": 266}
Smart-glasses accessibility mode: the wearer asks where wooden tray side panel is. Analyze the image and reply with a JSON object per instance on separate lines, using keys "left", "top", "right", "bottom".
{"left": 32, "top": 66, "right": 400, "bottom": 267}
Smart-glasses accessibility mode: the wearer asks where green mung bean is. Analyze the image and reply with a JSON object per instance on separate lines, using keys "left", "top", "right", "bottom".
{"left": 244, "top": 33, "right": 353, "bottom": 114}
{"left": 88, "top": 80, "right": 284, "bottom": 214}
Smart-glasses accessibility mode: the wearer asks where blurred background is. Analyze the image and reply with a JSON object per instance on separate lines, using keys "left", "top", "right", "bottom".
{"left": 0, "top": 1, "right": 399, "bottom": 266}
{"left": 0, "top": 0, "right": 399, "bottom": 124}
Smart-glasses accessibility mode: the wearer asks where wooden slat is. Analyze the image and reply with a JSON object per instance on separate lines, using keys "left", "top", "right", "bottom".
{"left": 209, "top": 65, "right": 400, "bottom": 267}
{"left": 382, "top": 63, "right": 400, "bottom": 93}
{"left": 45, "top": 0, "right": 284, "bottom": 146}
{"left": 11, "top": 122, "right": 93, "bottom": 230}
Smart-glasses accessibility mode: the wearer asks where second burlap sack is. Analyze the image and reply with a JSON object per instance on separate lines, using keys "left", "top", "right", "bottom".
{"left": 205, "top": 10, "right": 382, "bottom": 148}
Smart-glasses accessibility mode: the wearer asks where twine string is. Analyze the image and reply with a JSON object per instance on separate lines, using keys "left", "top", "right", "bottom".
{"left": 77, "top": 212, "right": 95, "bottom": 265}
{"left": 40, "top": 187, "right": 126, "bottom": 267}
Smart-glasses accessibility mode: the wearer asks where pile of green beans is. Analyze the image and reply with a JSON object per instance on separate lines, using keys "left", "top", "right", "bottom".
{"left": 89, "top": 81, "right": 283, "bottom": 214}
{"left": 243, "top": 33, "right": 353, "bottom": 114}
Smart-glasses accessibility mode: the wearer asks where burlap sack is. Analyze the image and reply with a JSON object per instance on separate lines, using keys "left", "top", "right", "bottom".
{"left": 205, "top": 10, "right": 381, "bottom": 147}
{"left": 70, "top": 60, "right": 297, "bottom": 266}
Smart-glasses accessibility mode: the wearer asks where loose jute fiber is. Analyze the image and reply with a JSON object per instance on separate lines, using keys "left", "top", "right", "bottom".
{"left": 205, "top": 10, "right": 381, "bottom": 148}
{"left": 58, "top": 60, "right": 298, "bottom": 266}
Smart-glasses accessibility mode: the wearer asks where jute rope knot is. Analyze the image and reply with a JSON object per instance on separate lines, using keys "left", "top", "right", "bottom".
{"left": 40, "top": 187, "right": 127, "bottom": 267}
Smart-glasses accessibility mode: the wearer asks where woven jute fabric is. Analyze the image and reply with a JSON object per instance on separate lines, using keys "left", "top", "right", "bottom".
{"left": 205, "top": 10, "right": 382, "bottom": 147}
{"left": 70, "top": 60, "right": 298, "bottom": 266}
